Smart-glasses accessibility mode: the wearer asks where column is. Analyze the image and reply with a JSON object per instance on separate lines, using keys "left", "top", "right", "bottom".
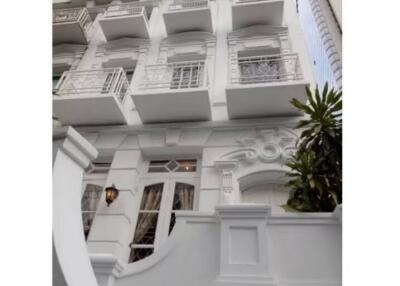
{"left": 214, "top": 204, "right": 276, "bottom": 286}
{"left": 53, "top": 127, "right": 99, "bottom": 286}
{"left": 87, "top": 149, "right": 143, "bottom": 286}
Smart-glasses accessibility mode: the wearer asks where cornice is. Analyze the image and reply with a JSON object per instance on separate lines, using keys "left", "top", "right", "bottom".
{"left": 68, "top": 116, "right": 304, "bottom": 135}
{"left": 53, "top": 127, "right": 98, "bottom": 168}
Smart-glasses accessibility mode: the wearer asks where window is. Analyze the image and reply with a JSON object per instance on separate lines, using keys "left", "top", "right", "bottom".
{"left": 129, "top": 183, "right": 163, "bottom": 263}
{"left": 168, "top": 182, "right": 194, "bottom": 234}
{"left": 81, "top": 184, "right": 103, "bottom": 240}
{"left": 170, "top": 62, "right": 204, "bottom": 89}
{"left": 124, "top": 68, "right": 135, "bottom": 84}
{"left": 238, "top": 55, "right": 281, "bottom": 84}
{"left": 86, "top": 161, "right": 112, "bottom": 174}
{"left": 101, "top": 71, "right": 116, "bottom": 94}
{"left": 148, "top": 159, "right": 197, "bottom": 173}
{"left": 129, "top": 160, "right": 199, "bottom": 263}
{"left": 81, "top": 160, "right": 110, "bottom": 239}
{"left": 241, "top": 184, "right": 289, "bottom": 213}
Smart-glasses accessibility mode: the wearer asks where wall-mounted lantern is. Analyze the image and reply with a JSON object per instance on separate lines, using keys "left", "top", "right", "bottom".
{"left": 105, "top": 184, "right": 119, "bottom": 207}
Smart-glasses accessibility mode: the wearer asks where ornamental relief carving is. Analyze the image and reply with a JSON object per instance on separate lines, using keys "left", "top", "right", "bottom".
{"left": 217, "top": 128, "right": 298, "bottom": 165}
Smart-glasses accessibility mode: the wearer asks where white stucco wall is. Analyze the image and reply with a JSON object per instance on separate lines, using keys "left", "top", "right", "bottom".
{"left": 55, "top": 0, "right": 315, "bottom": 126}
{"left": 53, "top": 1, "right": 341, "bottom": 286}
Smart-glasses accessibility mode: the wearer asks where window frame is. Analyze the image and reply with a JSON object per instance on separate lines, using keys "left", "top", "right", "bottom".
{"left": 129, "top": 164, "right": 200, "bottom": 263}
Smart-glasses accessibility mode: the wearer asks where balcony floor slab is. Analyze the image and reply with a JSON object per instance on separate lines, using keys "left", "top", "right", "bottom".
{"left": 163, "top": 8, "right": 213, "bottom": 34}
{"left": 226, "top": 80, "right": 308, "bottom": 119}
{"left": 99, "top": 15, "right": 149, "bottom": 41}
{"left": 53, "top": 22, "right": 88, "bottom": 45}
{"left": 132, "top": 88, "right": 212, "bottom": 123}
{"left": 232, "top": 0, "right": 284, "bottom": 30}
{"left": 53, "top": 95, "right": 129, "bottom": 126}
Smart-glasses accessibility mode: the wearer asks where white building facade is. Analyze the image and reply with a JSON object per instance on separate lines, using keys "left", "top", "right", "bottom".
{"left": 52, "top": 1, "right": 342, "bottom": 286}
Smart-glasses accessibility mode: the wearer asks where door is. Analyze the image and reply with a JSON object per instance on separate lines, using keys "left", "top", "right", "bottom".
{"left": 129, "top": 176, "right": 199, "bottom": 263}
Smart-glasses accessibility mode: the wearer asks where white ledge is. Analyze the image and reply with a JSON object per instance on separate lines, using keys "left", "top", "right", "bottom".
{"left": 53, "top": 126, "right": 98, "bottom": 169}
{"left": 216, "top": 204, "right": 271, "bottom": 219}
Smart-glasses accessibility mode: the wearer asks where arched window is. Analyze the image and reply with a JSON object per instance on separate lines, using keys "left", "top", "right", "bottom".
{"left": 241, "top": 183, "right": 289, "bottom": 213}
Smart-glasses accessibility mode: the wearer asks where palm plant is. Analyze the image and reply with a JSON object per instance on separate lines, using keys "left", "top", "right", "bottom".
{"left": 284, "top": 83, "right": 342, "bottom": 212}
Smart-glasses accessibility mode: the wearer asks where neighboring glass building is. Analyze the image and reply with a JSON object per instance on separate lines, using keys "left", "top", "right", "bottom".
{"left": 296, "top": 0, "right": 342, "bottom": 90}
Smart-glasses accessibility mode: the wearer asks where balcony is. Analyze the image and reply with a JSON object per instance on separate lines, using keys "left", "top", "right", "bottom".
{"left": 231, "top": 0, "right": 284, "bottom": 30}
{"left": 53, "top": 8, "right": 92, "bottom": 45}
{"left": 132, "top": 61, "right": 211, "bottom": 123}
{"left": 99, "top": 4, "right": 150, "bottom": 40}
{"left": 53, "top": 68, "right": 131, "bottom": 125}
{"left": 163, "top": 0, "right": 213, "bottom": 34}
{"left": 226, "top": 53, "right": 309, "bottom": 119}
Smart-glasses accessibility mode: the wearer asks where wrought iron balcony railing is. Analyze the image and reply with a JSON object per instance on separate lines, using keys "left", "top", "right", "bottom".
{"left": 169, "top": 0, "right": 209, "bottom": 11}
{"left": 230, "top": 53, "right": 303, "bottom": 85}
{"left": 53, "top": 7, "right": 92, "bottom": 27}
{"left": 139, "top": 61, "right": 208, "bottom": 90}
{"left": 54, "top": 68, "right": 131, "bottom": 104}
{"left": 103, "top": 4, "right": 147, "bottom": 19}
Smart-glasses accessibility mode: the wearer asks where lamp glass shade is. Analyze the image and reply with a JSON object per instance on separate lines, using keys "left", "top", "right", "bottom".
{"left": 105, "top": 185, "right": 119, "bottom": 206}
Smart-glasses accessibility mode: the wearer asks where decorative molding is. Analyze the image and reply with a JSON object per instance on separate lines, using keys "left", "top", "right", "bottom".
{"left": 268, "top": 213, "right": 341, "bottom": 225}
{"left": 217, "top": 128, "right": 298, "bottom": 165}
{"left": 90, "top": 253, "right": 125, "bottom": 277}
{"left": 228, "top": 25, "right": 288, "bottom": 40}
{"left": 160, "top": 31, "right": 216, "bottom": 46}
{"left": 215, "top": 204, "right": 271, "bottom": 219}
{"left": 215, "top": 161, "right": 239, "bottom": 204}
{"left": 309, "top": 0, "right": 342, "bottom": 90}
{"left": 165, "top": 128, "right": 181, "bottom": 146}
{"left": 53, "top": 127, "right": 98, "bottom": 169}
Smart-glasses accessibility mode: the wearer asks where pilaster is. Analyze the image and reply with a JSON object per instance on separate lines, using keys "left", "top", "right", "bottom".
{"left": 214, "top": 204, "right": 276, "bottom": 286}
{"left": 87, "top": 149, "right": 143, "bottom": 286}
{"left": 215, "top": 160, "right": 239, "bottom": 204}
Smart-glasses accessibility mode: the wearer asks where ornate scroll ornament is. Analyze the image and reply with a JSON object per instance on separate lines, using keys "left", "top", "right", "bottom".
{"left": 217, "top": 128, "right": 298, "bottom": 165}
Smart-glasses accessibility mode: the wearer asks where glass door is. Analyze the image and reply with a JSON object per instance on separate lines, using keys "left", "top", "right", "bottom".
{"left": 129, "top": 176, "right": 199, "bottom": 263}
{"left": 129, "top": 182, "right": 164, "bottom": 263}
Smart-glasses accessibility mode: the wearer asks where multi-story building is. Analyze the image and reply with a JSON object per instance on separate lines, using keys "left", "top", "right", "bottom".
{"left": 296, "top": 0, "right": 342, "bottom": 90}
{"left": 52, "top": 1, "right": 342, "bottom": 286}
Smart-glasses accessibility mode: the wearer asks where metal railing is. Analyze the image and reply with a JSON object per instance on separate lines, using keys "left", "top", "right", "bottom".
{"left": 53, "top": 8, "right": 91, "bottom": 27}
{"left": 54, "top": 68, "right": 131, "bottom": 104}
{"left": 139, "top": 60, "right": 208, "bottom": 90}
{"left": 169, "top": 0, "right": 209, "bottom": 11}
{"left": 231, "top": 53, "right": 303, "bottom": 85}
{"left": 104, "top": 4, "right": 146, "bottom": 18}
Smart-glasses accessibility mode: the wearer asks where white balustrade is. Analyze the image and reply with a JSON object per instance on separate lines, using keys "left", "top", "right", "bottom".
{"left": 104, "top": 4, "right": 146, "bottom": 18}
{"left": 55, "top": 68, "right": 131, "bottom": 104}
{"left": 53, "top": 7, "right": 92, "bottom": 28}
{"left": 169, "top": 0, "right": 209, "bottom": 11}
{"left": 230, "top": 53, "right": 303, "bottom": 85}
{"left": 139, "top": 61, "right": 208, "bottom": 90}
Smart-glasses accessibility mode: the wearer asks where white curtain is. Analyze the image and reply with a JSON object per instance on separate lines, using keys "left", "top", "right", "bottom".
{"left": 173, "top": 183, "right": 194, "bottom": 210}
{"left": 133, "top": 184, "right": 163, "bottom": 244}
{"left": 81, "top": 184, "right": 103, "bottom": 238}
